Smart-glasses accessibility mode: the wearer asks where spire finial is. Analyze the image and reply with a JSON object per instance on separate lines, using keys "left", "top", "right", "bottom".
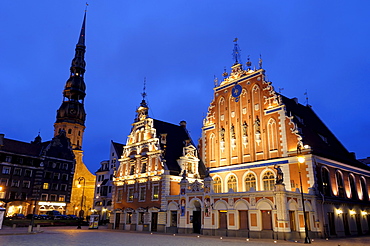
{"left": 85, "top": 2, "right": 89, "bottom": 12}
{"left": 78, "top": 10, "right": 87, "bottom": 46}
{"left": 259, "top": 54, "right": 263, "bottom": 69}
{"left": 246, "top": 55, "right": 252, "bottom": 69}
{"left": 141, "top": 77, "right": 147, "bottom": 101}
{"left": 232, "top": 38, "right": 242, "bottom": 65}
{"left": 304, "top": 90, "right": 309, "bottom": 106}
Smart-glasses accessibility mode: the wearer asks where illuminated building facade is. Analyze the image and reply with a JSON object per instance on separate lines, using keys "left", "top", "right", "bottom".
{"left": 0, "top": 132, "right": 75, "bottom": 216}
{"left": 148, "top": 42, "right": 369, "bottom": 239}
{"left": 111, "top": 96, "right": 203, "bottom": 232}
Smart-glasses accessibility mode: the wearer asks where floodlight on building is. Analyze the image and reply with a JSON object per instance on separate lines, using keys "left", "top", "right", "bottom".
{"left": 350, "top": 210, "right": 356, "bottom": 216}
{"left": 361, "top": 211, "right": 368, "bottom": 216}
{"left": 336, "top": 209, "right": 343, "bottom": 215}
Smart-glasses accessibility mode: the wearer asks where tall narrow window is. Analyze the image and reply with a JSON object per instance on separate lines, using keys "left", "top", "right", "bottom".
{"left": 349, "top": 174, "right": 357, "bottom": 200}
{"left": 209, "top": 134, "right": 215, "bottom": 161}
{"left": 360, "top": 177, "right": 368, "bottom": 201}
{"left": 322, "top": 168, "right": 331, "bottom": 196}
{"left": 336, "top": 171, "right": 344, "bottom": 198}
{"left": 227, "top": 175, "right": 237, "bottom": 192}
{"left": 262, "top": 171, "right": 275, "bottom": 191}
{"left": 152, "top": 185, "right": 159, "bottom": 200}
{"left": 245, "top": 173, "right": 257, "bottom": 191}
{"left": 267, "top": 118, "right": 278, "bottom": 151}
{"left": 214, "top": 177, "right": 221, "bottom": 193}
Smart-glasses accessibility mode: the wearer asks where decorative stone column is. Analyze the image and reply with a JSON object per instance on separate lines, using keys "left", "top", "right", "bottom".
{"left": 274, "top": 183, "right": 290, "bottom": 240}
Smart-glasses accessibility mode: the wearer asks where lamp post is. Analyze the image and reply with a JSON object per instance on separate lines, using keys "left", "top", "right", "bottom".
{"left": 77, "top": 177, "right": 86, "bottom": 229}
{"left": 297, "top": 150, "right": 311, "bottom": 244}
{"left": 29, "top": 183, "right": 40, "bottom": 232}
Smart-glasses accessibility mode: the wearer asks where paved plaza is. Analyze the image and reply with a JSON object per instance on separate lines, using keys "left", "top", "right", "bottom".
{"left": 0, "top": 226, "right": 369, "bottom": 246}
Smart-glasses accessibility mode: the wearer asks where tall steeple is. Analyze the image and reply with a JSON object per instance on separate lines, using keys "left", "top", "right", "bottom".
{"left": 54, "top": 12, "right": 87, "bottom": 150}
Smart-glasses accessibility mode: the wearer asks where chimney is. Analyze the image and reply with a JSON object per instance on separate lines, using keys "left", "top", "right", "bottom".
{"left": 0, "top": 134, "right": 4, "bottom": 146}
{"left": 293, "top": 97, "right": 298, "bottom": 104}
{"left": 179, "top": 121, "right": 187, "bottom": 128}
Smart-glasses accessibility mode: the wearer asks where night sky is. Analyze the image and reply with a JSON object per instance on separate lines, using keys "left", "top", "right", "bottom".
{"left": 1, "top": 1, "right": 369, "bottom": 173}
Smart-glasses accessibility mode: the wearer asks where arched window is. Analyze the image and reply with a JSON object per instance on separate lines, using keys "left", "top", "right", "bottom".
{"left": 227, "top": 175, "right": 237, "bottom": 192}
{"left": 349, "top": 174, "right": 357, "bottom": 200}
{"left": 267, "top": 118, "right": 278, "bottom": 151}
{"left": 214, "top": 177, "right": 221, "bottom": 193}
{"left": 360, "top": 177, "right": 368, "bottom": 201}
{"left": 262, "top": 171, "right": 275, "bottom": 191}
{"left": 245, "top": 173, "right": 257, "bottom": 191}
{"left": 336, "top": 171, "right": 345, "bottom": 198}
{"left": 321, "top": 168, "right": 331, "bottom": 196}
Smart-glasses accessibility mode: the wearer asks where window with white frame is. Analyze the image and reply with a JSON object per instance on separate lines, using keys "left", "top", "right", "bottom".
{"left": 23, "top": 181, "right": 30, "bottom": 188}
{"left": 152, "top": 185, "right": 159, "bottom": 200}
{"left": 227, "top": 175, "right": 237, "bottom": 192}
{"left": 128, "top": 187, "right": 134, "bottom": 202}
{"left": 59, "top": 195, "right": 65, "bottom": 202}
{"left": 214, "top": 177, "right": 221, "bottom": 193}
{"left": 245, "top": 173, "right": 257, "bottom": 191}
{"left": 139, "top": 186, "right": 146, "bottom": 201}
{"left": 262, "top": 171, "right": 275, "bottom": 191}
{"left": 116, "top": 189, "right": 123, "bottom": 202}
{"left": 2, "top": 167, "right": 11, "bottom": 174}
{"left": 14, "top": 168, "right": 21, "bottom": 176}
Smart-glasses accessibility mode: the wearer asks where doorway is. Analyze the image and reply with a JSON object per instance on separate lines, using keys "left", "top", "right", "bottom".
{"left": 239, "top": 210, "right": 248, "bottom": 230}
{"left": 151, "top": 212, "right": 158, "bottom": 231}
{"left": 289, "top": 211, "right": 296, "bottom": 231}
{"left": 261, "top": 210, "right": 272, "bottom": 230}
{"left": 115, "top": 213, "right": 120, "bottom": 229}
{"left": 219, "top": 211, "right": 227, "bottom": 229}
{"left": 193, "top": 211, "right": 201, "bottom": 233}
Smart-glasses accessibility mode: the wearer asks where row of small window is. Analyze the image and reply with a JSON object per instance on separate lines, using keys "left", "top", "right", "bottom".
{"left": 94, "top": 200, "right": 112, "bottom": 207}
{"left": 97, "top": 174, "right": 113, "bottom": 182}
{"left": 96, "top": 186, "right": 112, "bottom": 196}
{"left": 0, "top": 191, "right": 65, "bottom": 202}
{"left": 2, "top": 167, "right": 33, "bottom": 176}
{"left": 1, "top": 167, "right": 70, "bottom": 180}
{"left": 116, "top": 185, "right": 159, "bottom": 203}
{"left": 125, "top": 211, "right": 146, "bottom": 224}
{"left": 213, "top": 171, "right": 276, "bottom": 193}
{"left": 44, "top": 171, "right": 69, "bottom": 181}
{"left": 45, "top": 161, "right": 70, "bottom": 170}
{"left": 0, "top": 179, "right": 32, "bottom": 188}
{"left": 40, "top": 193, "right": 65, "bottom": 202}
{"left": 42, "top": 183, "right": 68, "bottom": 191}
{"left": 320, "top": 167, "right": 369, "bottom": 200}
{"left": 2, "top": 156, "right": 32, "bottom": 165}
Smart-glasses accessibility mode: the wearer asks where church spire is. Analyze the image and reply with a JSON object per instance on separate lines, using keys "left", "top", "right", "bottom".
{"left": 54, "top": 12, "right": 87, "bottom": 150}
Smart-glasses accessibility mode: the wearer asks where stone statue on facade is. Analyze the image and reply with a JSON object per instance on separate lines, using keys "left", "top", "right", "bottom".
{"left": 274, "top": 165, "right": 284, "bottom": 184}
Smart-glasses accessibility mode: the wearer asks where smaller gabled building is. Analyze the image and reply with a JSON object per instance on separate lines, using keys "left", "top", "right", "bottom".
{"left": 110, "top": 97, "right": 204, "bottom": 232}
{"left": 93, "top": 141, "right": 124, "bottom": 223}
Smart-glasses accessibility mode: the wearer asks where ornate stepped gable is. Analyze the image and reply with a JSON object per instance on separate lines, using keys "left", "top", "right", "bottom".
{"left": 115, "top": 98, "right": 202, "bottom": 183}
{"left": 201, "top": 59, "right": 300, "bottom": 167}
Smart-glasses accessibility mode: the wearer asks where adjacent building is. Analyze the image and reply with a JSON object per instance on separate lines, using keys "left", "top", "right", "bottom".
{"left": 110, "top": 96, "right": 204, "bottom": 231}
{"left": 0, "top": 132, "right": 75, "bottom": 216}
{"left": 93, "top": 141, "right": 124, "bottom": 222}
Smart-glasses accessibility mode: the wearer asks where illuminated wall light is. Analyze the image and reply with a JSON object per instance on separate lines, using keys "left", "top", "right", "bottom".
{"left": 361, "top": 211, "right": 368, "bottom": 216}
{"left": 350, "top": 210, "right": 356, "bottom": 216}
{"left": 336, "top": 209, "right": 343, "bottom": 215}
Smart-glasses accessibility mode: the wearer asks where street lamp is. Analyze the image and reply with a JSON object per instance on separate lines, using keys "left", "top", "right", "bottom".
{"left": 77, "top": 177, "right": 86, "bottom": 229}
{"left": 297, "top": 149, "right": 311, "bottom": 244}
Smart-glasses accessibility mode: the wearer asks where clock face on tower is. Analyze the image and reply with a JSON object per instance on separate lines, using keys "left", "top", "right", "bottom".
{"left": 69, "top": 109, "right": 77, "bottom": 115}
{"left": 232, "top": 84, "right": 242, "bottom": 98}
